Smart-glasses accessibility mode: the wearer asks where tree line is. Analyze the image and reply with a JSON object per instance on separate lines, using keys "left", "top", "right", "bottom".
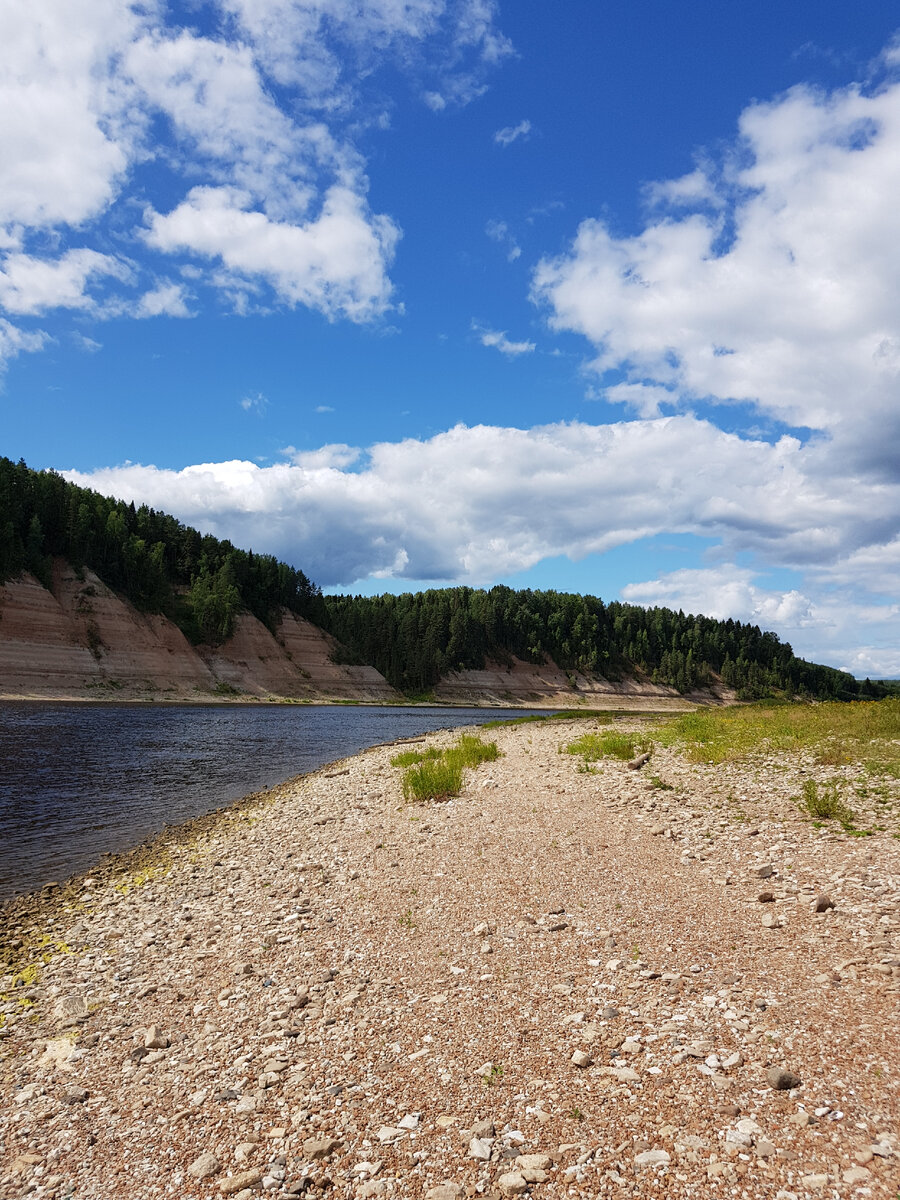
{"left": 0, "top": 457, "right": 325, "bottom": 643}
{"left": 324, "top": 586, "right": 893, "bottom": 701}
{"left": 1, "top": 457, "right": 893, "bottom": 701}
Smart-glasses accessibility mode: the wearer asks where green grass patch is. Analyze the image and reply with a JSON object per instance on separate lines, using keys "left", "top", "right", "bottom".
{"left": 564, "top": 730, "right": 646, "bottom": 762}
{"left": 657, "top": 697, "right": 900, "bottom": 766}
{"left": 398, "top": 733, "right": 501, "bottom": 802}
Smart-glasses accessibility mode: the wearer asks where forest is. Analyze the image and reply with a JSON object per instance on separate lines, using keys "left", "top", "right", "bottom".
{"left": 1, "top": 457, "right": 893, "bottom": 702}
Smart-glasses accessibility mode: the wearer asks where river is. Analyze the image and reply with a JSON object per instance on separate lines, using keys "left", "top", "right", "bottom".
{"left": 0, "top": 703, "right": 538, "bottom": 902}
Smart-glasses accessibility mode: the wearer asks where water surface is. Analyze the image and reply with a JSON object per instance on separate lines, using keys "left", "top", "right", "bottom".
{"left": 0, "top": 703, "right": 536, "bottom": 902}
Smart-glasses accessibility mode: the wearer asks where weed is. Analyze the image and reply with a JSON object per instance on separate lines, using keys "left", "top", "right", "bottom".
{"left": 390, "top": 747, "right": 441, "bottom": 768}
{"left": 397, "top": 909, "right": 416, "bottom": 929}
{"left": 648, "top": 776, "right": 674, "bottom": 791}
{"left": 482, "top": 1063, "right": 504, "bottom": 1085}
{"left": 569, "top": 1107, "right": 584, "bottom": 1121}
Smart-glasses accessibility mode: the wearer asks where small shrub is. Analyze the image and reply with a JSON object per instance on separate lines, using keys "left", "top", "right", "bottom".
{"left": 648, "top": 776, "right": 674, "bottom": 791}
{"left": 390, "top": 747, "right": 441, "bottom": 768}
{"left": 800, "top": 779, "right": 855, "bottom": 826}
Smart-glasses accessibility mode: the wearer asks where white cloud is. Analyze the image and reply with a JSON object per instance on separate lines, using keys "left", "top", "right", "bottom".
{"left": 240, "top": 391, "right": 268, "bottom": 414}
{"left": 0, "top": 0, "right": 508, "bottom": 332}
{"left": 0, "top": 317, "right": 49, "bottom": 369}
{"left": 533, "top": 71, "right": 900, "bottom": 453}
{"left": 604, "top": 382, "right": 678, "bottom": 417}
{"left": 315, "top": 404, "right": 335, "bottom": 413}
{"left": 475, "top": 323, "right": 535, "bottom": 356}
{"left": 494, "top": 118, "right": 531, "bottom": 147}
{"left": 61, "top": 413, "right": 900, "bottom": 673}
{"left": 134, "top": 281, "right": 192, "bottom": 319}
{"left": 0, "top": 250, "right": 131, "bottom": 315}
{"left": 145, "top": 185, "right": 399, "bottom": 321}
{"left": 485, "top": 218, "right": 521, "bottom": 261}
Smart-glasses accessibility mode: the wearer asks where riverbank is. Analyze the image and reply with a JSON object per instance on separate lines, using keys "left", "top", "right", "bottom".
{"left": 2, "top": 717, "right": 899, "bottom": 1199}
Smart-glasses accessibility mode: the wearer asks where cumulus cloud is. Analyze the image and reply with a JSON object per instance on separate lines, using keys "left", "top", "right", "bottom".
{"left": 475, "top": 323, "right": 535, "bottom": 356}
{"left": 494, "top": 118, "right": 531, "bottom": 147}
{"left": 533, "top": 68, "right": 900, "bottom": 459}
{"left": 145, "top": 185, "right": 400, "bottom": 321}
{"left": 0, "top": 0, "right": 508, "bottom": 333}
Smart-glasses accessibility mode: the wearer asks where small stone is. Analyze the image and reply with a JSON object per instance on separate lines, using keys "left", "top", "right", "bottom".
{"left": 425, "top": 1187, "right": 464, "bottom": 1200}
{"left": 767, "top": 1066, "right": 801, "bottom": 1090}
{"left": 470, "top": 1120, "right": 495, "bottom": 1139}
{"left": 53, "top": 994, "right": 89, "bottom": 1023}
{"left": 516, "top": 1155, "right": 553, "bottom": 1171}
{"left": 814, "top": 895, "right": 835, "bottom": 913}
{"left": 468, "top": 1137, "right": 493, "bottom": 1161}
{"left": 219, "top": 1169, "right": 264, "bottom": 1195}
{"left": 757, "top": 891, "right": 775, "bottom": 903}
{"left": 756, "top": 1140, "right": 776, "bottom": 1158}
{"left": 189, "top": 1152, "right": 222, "bottom": 1180}
{"left": 635, "top": 1149, "right": 670, "bottom": 1168}
{"left": 571, "top": 1050, "right": 592, "bottom": 1068}
{"left": 144, "top": 1025, "right": 169, "bottom": 1049}
{"left": 761, "top": 912, "right": 780, "bottom": 929}
{"left": 799, "top": 1173, "right": 830, "bottom": 1190}
{"left": 842, "top": 1166, "right": 871, "bottom": 1184}
{"left": 601, "top": 1006, "right": 619, "bottom": 1019}
{"left": 497, "top": 1171, "right": 528, "bottom": 1196}
{"left": 61, "top": 1087, "right": 89, "bottom": 1104}
{"left": 752, "top": 864, "right": 775, "bottom": 879}
{"left": 303, "top": 1137, "right": 341, "bottom": 1160}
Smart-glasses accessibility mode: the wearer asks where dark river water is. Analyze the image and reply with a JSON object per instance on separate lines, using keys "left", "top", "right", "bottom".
{"left": 0, "top": 703, "right": 536, "bottom": 903}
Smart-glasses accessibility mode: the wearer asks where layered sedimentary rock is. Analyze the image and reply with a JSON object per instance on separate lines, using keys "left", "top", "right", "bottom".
{"left": 0, "top": 565, "right": 398, "bottom": 702}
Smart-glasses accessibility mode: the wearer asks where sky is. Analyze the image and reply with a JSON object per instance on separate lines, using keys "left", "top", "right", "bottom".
{"left": 2, "top": 1, "right": 900, "bottom": 678}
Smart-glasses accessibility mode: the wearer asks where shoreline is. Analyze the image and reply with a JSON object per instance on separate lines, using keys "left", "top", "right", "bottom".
{"left": 2, "top": 717, "right": 898, "bottom": 1199}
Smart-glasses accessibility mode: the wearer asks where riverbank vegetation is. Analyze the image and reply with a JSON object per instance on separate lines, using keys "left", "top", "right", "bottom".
{"left": 656, "top": 697, "right": 900, "bottom": 767}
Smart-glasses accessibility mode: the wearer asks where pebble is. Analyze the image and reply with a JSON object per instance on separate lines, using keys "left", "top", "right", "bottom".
{"left": 570, "top": 1049, "right": 593, "bottom": 1068}
{"left": 188, "top": 1152, "right": 221, "bottom": 1181}
{"left": 497, "top": 1171, "right": 528, "bottom": 1195}
{"left": 425, "top": 1187, "right": 464, "bottom": 1200}
{"left": 767, "top": 1066, "right": 802, "bottom": 1090}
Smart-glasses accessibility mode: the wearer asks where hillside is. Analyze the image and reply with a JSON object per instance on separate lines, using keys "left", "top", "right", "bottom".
{"left": 1, "top": 457, "right": 891, "bottom": 706}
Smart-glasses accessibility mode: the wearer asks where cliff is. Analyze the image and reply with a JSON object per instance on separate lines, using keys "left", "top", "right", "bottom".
{"left": 0, "top": 564, "right": 399, "bottom": 703}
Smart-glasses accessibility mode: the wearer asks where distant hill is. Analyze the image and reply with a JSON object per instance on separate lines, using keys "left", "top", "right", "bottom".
{"left": 1, "top": 456, "right": 893, "bottom": 704}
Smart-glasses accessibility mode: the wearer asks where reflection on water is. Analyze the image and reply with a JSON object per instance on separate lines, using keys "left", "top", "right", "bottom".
{"left": 0, "top": 703, "right": 535, "bottom": 902}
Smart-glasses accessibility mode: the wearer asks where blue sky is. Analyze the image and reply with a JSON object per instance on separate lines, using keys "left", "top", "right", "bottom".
{"left": 2, "top": 1, "right": 900, "bottom": 677}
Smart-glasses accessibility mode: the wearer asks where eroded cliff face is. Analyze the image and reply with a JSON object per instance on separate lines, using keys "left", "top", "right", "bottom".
{"left": 431, "top": 655, "right": 731, "bottom": 710}
{"left": 0, "top": 565, "right": 398, "bottom": 702}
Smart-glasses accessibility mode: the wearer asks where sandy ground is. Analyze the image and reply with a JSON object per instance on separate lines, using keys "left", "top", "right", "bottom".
{"left": 1, "top": 717, "right": 898, "bottom": 1200}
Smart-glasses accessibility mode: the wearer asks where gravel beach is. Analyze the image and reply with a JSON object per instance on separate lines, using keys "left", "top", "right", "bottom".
{"left": 2, "top": 716, "right": 898, "bottom": 1199}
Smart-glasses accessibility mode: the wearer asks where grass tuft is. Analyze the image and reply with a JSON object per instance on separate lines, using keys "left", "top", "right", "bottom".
{"left": 398, "top": 733, "right": 501, "bottom": 802}
{"left": 564, "top": 731, "right": 646, "bottom": 762}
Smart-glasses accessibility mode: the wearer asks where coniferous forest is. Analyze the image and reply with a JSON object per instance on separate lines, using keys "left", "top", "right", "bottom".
{"left": 1, "top": 457, "right": 895, "bottom": 701}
